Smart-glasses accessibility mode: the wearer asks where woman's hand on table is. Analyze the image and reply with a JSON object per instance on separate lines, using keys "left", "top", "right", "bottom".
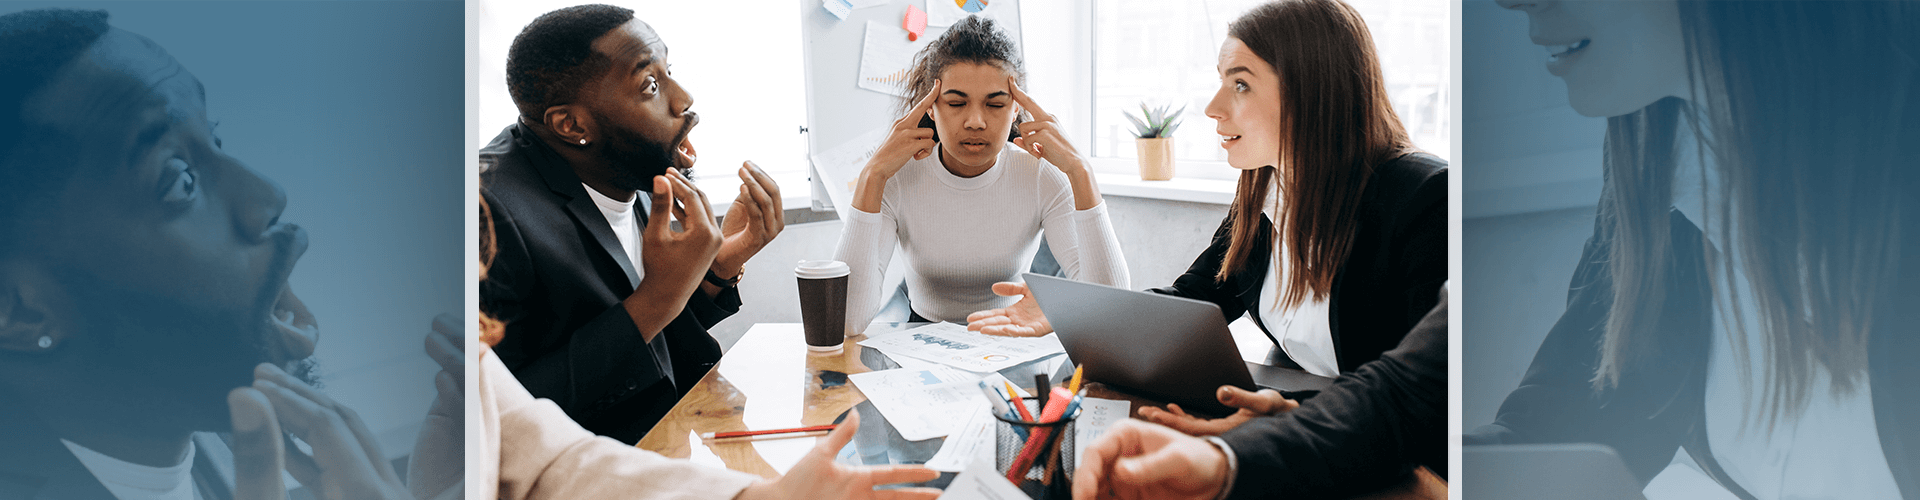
{"left": 1140, "top": 386, "right": 1298, "bottom": 437}
{"left": 965, "top": 281, "right": 1054, "bottom": 337}
{"left": 736, "top": 412, "right": 942, "bottom": 500}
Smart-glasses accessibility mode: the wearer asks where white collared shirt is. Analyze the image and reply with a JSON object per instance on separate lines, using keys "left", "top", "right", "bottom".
{"left": 62, "top": 438, "right": 196, "bottom": 500}
{"left": 1666, "top": 124, "right": 1899, "bottom": 499}
{"left": 1257, "top": 180, "right": 1338, "bottom": 377}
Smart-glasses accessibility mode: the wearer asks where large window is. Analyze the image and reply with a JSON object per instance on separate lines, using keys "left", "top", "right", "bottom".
{"left": 1066, "top": 0, "right": 1449, "bottom": 179}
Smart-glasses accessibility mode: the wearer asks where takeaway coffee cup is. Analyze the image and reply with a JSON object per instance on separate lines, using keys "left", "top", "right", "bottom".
{"left": 795, "top": 260, "right": 851, "bottom": 352}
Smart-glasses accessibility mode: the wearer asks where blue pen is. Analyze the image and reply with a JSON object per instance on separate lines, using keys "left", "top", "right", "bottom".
{"left": 1062, "top": 388, "right": 1088, "bottom": 420}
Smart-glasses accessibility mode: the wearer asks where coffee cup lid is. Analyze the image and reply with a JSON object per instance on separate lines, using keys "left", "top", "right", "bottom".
{"left": 794, "top": 260, "right": 850, "bottom": 279}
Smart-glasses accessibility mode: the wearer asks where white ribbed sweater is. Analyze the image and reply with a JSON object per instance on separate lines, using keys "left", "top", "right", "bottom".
{"left": 834, "top": 148, "right": 1129, "bottom": 333}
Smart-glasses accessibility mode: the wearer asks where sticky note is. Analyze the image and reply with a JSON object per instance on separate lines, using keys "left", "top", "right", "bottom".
{"left": 904, "top": 5, "right": 928, "bottom": 41}
{"left": 962, "top": 0, "right": 986, "bottom": 13}
{"left": 824, "top": 0, "right": 852, "bottom": 20}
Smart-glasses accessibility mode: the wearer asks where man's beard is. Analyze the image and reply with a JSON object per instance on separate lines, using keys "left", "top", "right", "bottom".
{"left": 600, "top": 113, "right": 696, "bottom": 193}
{"left": 58, "top": 266, "right": 320, "bottom": 432}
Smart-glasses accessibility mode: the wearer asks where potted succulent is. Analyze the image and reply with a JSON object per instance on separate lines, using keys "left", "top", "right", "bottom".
{"left": 1125, "top": 103, "right": 1184, "bottom": 180}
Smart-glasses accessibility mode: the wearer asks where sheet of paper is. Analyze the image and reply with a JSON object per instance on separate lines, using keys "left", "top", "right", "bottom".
{"left": 823, "top": 0, "right": 853, "bottom": 19}
{"left": 848, "top": 366, "right": 986, "bottom": 441}
{"left": 808, "top": 125, "right": 889, "bottom": 219}
{"left": 937, "top": 458, "right": 1033, "bottom": 500}
{"left": 849, "top": 0, "right": 890, "bottom": 8}
{"left": 1073, "top": 397, "right": 1130, "bottom": 460}
{"left": 924, "top": 407, "right": 997, "bottom": 472}
{"left": 859, "top": 322, "right": 1067, "bottom": 374}
{"left": 926, "top": 0, "right": 1003, "bottom": 27}
{"left": 858, "top": 20, "right": 928, "bottom": 97}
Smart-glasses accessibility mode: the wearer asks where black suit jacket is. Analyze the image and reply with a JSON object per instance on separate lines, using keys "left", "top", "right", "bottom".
{"left": 1466, "top": 204, "right": 1920, "bottom": 498}
{"left": 1150, "top": 152, "right": 1447, "bottom": 373}
{"left": 1218, "top": 285, "right": 1446, "bottom": 499}
{"left": 480, "top": 123, "right": 737, "bottom": 444}
{"left": 0, "top": 404, "right": 236, "bottom": 500}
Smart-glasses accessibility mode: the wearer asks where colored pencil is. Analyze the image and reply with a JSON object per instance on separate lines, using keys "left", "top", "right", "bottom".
{"left": 700, "top": 424, "right": 836, "bottom": 440}
{"left": 703, "top": 430, "right": 831, "bottom": 443}
{"left": 1006, "top": 381, "right": 1036, "bottom": 422}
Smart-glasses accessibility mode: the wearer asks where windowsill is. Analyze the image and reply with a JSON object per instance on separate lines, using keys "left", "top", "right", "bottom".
{"left": 1093, "top": 172, "right": 1237, "bottom": 205}
{"left": 693, "top": 168, "right": 813, "bottom": 219}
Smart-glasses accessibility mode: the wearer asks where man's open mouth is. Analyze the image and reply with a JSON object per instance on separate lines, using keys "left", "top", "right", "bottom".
{"left": 677, "top": 136, "right": 698, "bottom": 167}
{"left": 674, "top": 112, "right": 700, "bottom": 172}
{"left": 258, "top": 223, "right": 315, "bottom": 364}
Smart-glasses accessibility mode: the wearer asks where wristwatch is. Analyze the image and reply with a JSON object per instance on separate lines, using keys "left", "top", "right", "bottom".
{"left": 705, "top": 268, "right": 742, "bottom": 288}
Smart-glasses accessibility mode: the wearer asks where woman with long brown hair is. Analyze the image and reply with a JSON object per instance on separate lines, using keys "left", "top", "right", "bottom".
{"left": 968, "top": 0, "right": 1446, "bottom": 426}
{"left": 1469, "top": 1, "right": 1920, "bottom": 497}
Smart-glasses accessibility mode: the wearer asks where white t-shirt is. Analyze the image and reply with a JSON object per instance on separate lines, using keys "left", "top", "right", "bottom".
{"left": 835, "top": 147, "right": 1129, "bottom": 330}
{"left": 1662, "top": 126, "right": 1900, "bottom": 499}
{"left": 1255, "top": 180, "right": 1337, "bottom": 377}
{"left": 61, "top": 438, "right": 196, "bottom": 500}
{"left": 583, "top": 183, "right": 646, "bottom": 283}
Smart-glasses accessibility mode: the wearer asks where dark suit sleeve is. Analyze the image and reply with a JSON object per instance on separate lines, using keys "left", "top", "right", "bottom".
{"left": 1391, "top": 168, "right": 1448, "bottom": 335}
{"left": 1218, "top": 289, "right": 1447, "bottom": 500}
{"left": 1462, "top": 207, "right": 1702, "bottom": 484}
{"left": 1148, "top": 215, "right": 1250, "bottom": 322}
{"left": 683, "top": 276, "right": 742, "bottom": 329}
{"left": 481, "top": 187, "right": 668, "bottom": 415}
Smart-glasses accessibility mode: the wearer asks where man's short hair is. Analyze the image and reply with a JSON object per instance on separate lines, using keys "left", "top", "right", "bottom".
{"left": 0, "top": 8, "right": 111, "bottom": 255}
{"left": 505, "top": 4, "right": 635, "bottom": 122}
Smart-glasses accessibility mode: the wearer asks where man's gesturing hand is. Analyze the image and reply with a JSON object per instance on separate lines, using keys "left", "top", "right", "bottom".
{"left": 628, "top": 169, "right": 724, "bottom": 339}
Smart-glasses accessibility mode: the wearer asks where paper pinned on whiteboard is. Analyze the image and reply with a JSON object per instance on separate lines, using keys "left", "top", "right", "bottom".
{"left": 807, "top": 125, "right": 889, "bottom": 220}
{"left": 858, "top": 20, "right": 927, "bottom": 97}
{"left": 824, "top": 0, "right": 853, "bottom": 20}
{"left": 850, "top": 0, "right": 890, "bottom": 8}
{"left": 926, "top": 0, "right": 1001, "bottom": 27}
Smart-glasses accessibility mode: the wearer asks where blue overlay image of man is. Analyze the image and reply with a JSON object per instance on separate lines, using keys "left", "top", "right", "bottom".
{"left": 0, "top": 5, "right": 461, "bottom": 500}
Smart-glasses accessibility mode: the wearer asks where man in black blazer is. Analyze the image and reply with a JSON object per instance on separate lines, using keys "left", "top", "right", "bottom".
{"left": 1071, "top": 286, "right": 1447, "bottom": 500}
{"left": 0, "top": 8, "right": 417, "bottom": 498}
{"left": 481, "top": 4, "right": 786, "bottom": 445}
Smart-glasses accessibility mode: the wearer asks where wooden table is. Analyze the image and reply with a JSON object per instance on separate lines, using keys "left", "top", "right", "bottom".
{"left": 637, "top": 323, "right": 1443, "bottom": 498}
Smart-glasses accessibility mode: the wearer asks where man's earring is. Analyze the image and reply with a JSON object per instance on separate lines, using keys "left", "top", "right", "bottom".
{"left": 36, "top": 336, "right": 51, "bottom": 349}
{"left": 579, "top": 138, "right": 589, "bottom": 146}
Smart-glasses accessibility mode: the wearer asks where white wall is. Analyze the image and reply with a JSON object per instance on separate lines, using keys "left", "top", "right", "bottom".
{"left": 1461, "top": 0, "right": 1605, "bottom": 218}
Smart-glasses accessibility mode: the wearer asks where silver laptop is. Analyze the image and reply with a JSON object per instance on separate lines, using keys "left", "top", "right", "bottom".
{"left": 1465, "top": 444, "right": 1647, "bottom": 500}
{"left": 1022, "top": 273, "right": 1333, "bottom": 417}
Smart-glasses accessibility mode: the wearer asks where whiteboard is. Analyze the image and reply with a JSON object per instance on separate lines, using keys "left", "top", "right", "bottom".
{"left": 797, "top": 0, "right": 1024, "bottom": 214}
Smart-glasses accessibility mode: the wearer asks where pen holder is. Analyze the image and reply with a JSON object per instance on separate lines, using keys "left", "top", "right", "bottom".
{"left": 993, "top": 402, "right": 1079, "bottom": 500}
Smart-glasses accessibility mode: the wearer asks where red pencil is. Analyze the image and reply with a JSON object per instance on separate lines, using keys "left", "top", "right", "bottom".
{"left": 700, "top": 424, "right": 837, "bottom": 440}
